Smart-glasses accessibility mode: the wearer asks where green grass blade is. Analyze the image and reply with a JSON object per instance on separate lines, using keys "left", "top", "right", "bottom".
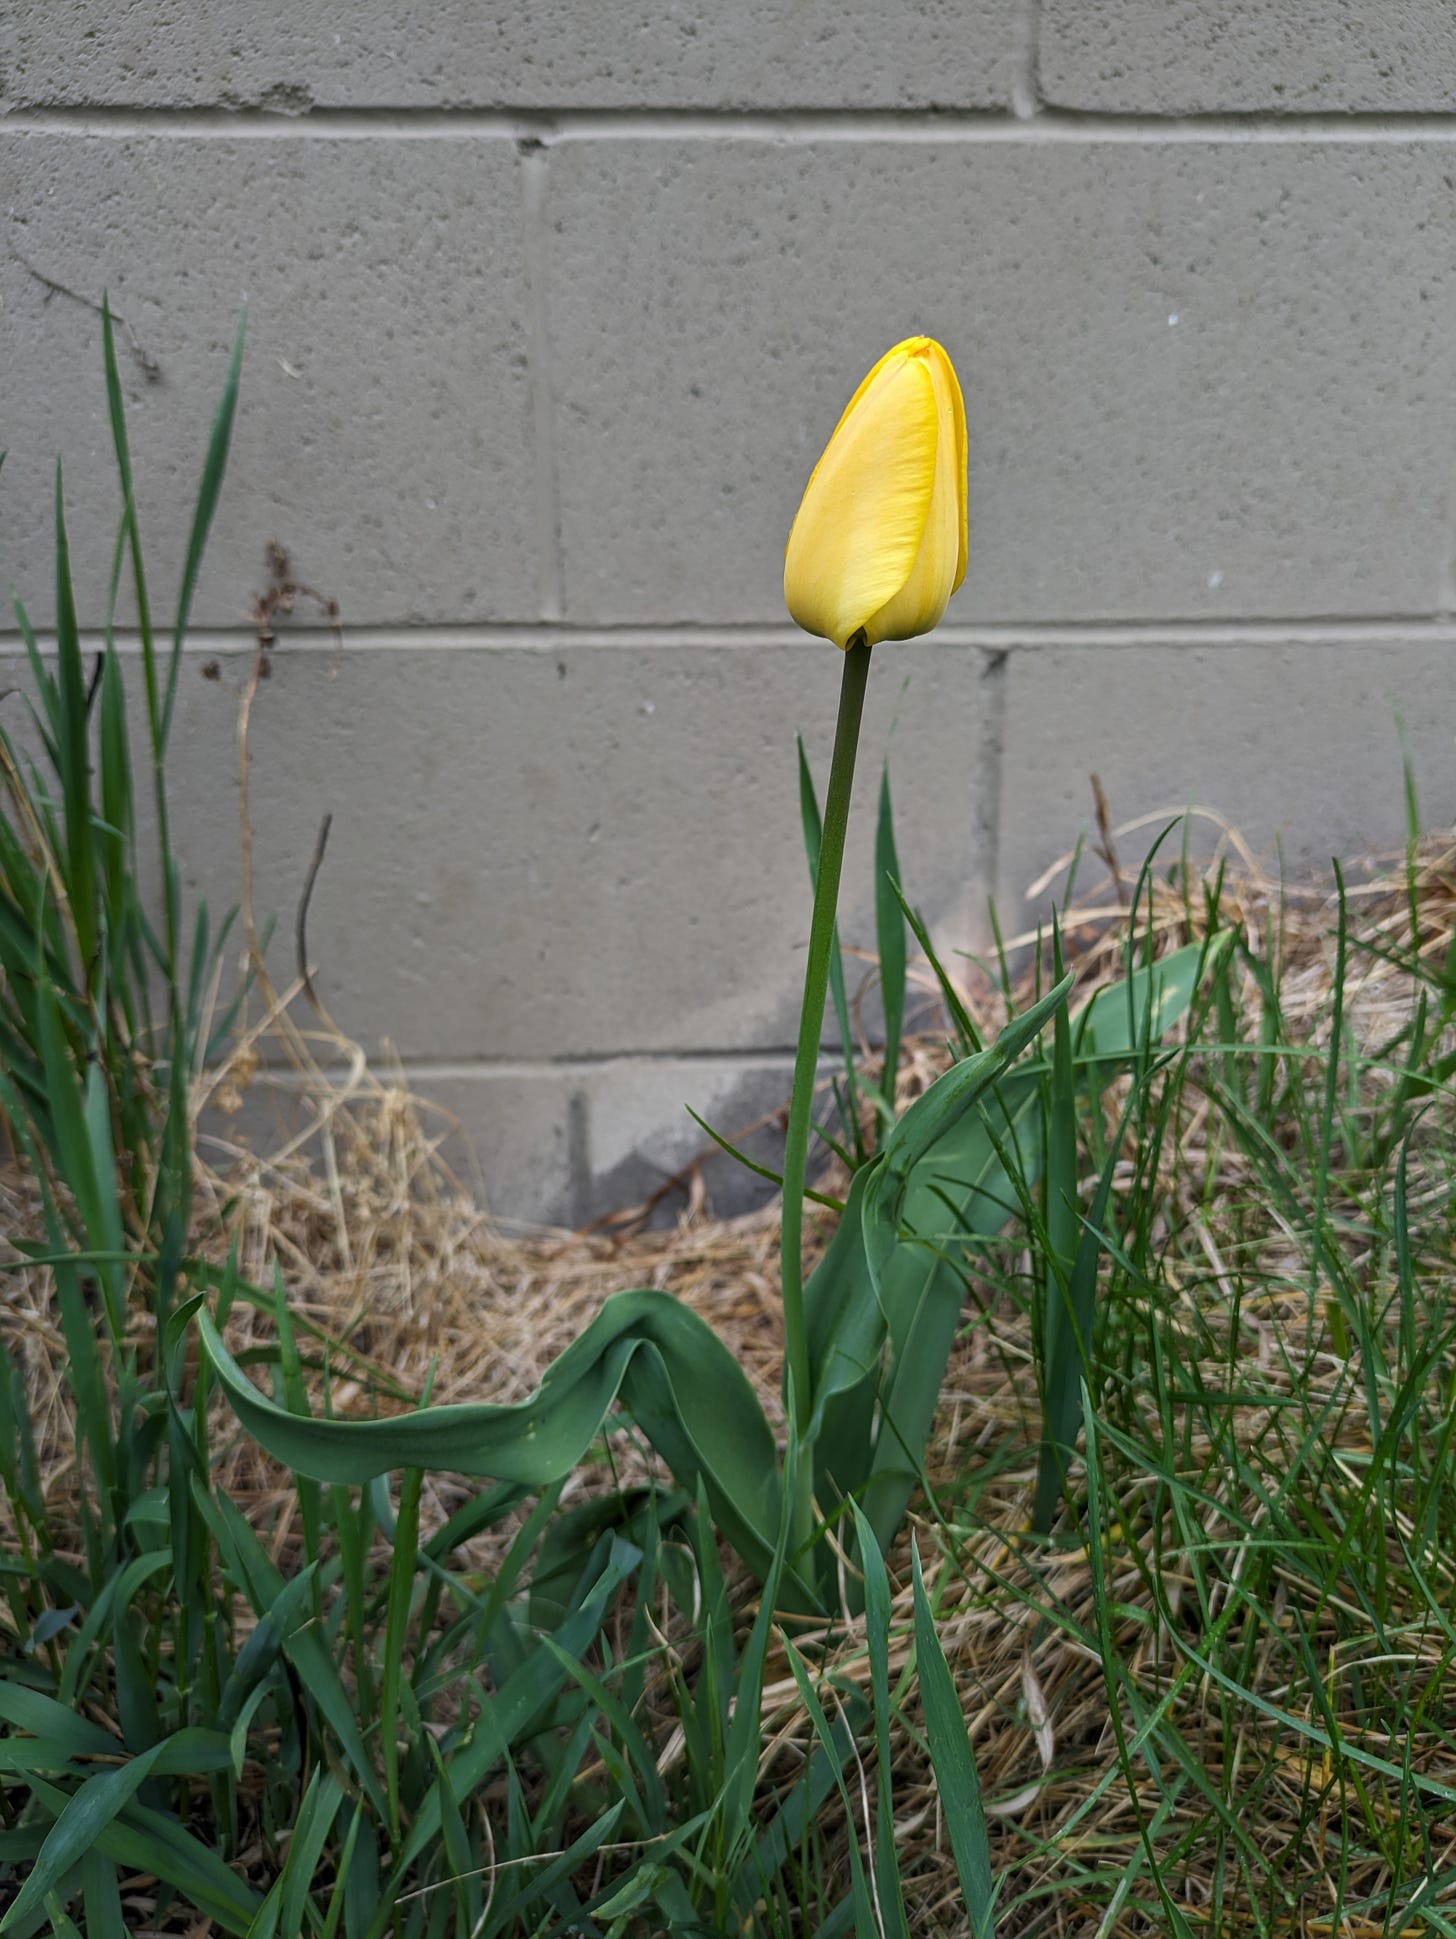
{"left": 852, "top": 1501, "right": 911, "bottom": 1939}
{"left": 189, "top": 1475, "right": 388, "bottom": 1817}
{"left": 684, "top": 1103, "right": 843, "bottom": 1210}
{"left": 890, "top": 876, "right": 980, "bottom": 1054}
{"left": 876, "top": 763, "right": 907, "bottom": 1117}
{"left": 783, "top": 1643, "right": 880, "bottom": 1939}
{"left": 81, "top": 1853, "right": 126, "bottom": 1939}
{"left": 50, "top": 462, "right": 97, "bottom": 971}
{"left": 1310, "top": 859, "right": 1348, "bottom": 1352}
{"left": 94, "top": 644, "right": 134, "bottom": 966}
{"left": 380, "top": 1465, "right": 422, "bottom": 1847}
{"left": 722, "top": 1432, "right": 796, "bottom": 1854}
{"left": 1032, "top": 915, "right": 1079, "bottom": 1533}
{"left": 0, "top": 1684, "right": 116, "bottom": 1759}
{"left": 392, "top": 1534, "right": 641, "bottom": 1877}
{"left": 280, "top": 1769, "right": 345, "bottom": 1939}
{"left": 164, "top": 312, "right": 244, "bottom": 745}
{"left": 25, "top": 1773, "right": 259, "bottom": 1933}
{"left": 799, "top": 733, "right": 865, "bottom": 1162}
{"left": 101, "top": 296, "right": 157, "bottom": 717}
{"left": 911, "top": 1541, "right": 996, "bottom": 1938}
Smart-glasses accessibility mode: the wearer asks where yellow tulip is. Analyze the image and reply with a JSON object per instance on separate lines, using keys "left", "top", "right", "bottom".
{"left": 784, "top": 335, "right": 968, "bottom": 651}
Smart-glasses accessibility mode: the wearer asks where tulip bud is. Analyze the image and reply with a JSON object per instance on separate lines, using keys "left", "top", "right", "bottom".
{"left": 784, "top": 336, "right": 968, "bottom": 651}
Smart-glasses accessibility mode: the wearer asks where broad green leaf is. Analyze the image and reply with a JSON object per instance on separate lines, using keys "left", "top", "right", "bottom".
{"left": 0, "top": 1733, "right": 230, "bottom": 1932}
{"left": 811, "top": 937, "right": 1224, "bottom": 1572}
{"left": 199, "top": 1286, "right": 806, "bottom": 1601}
{"left": 864, "top": 973, "right": 1074, "bottom": 1265}
{"left": 23, "top": 1772, "right": 258, "bottom": 1933}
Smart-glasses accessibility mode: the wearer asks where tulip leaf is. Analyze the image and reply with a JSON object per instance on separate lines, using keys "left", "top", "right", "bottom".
{"left": 805, "top": 937, "right": 1225, "bottom": 1585}
{"left": 198, "top": 1284, "right": 812, "bottom": 1604}
{"left": 801, "top": 978, "right": 1070, "bottom": 1577}
{"left": 202, "top": 928, "right": 1225, "bottom": 1615}
{"left": 863, "top": 973, "right": 1074, "bottom": 1275}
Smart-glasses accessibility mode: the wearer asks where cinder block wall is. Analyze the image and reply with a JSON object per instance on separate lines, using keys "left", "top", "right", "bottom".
{"left": 4, "top": 4, "right": 1455, "bottom": 1222}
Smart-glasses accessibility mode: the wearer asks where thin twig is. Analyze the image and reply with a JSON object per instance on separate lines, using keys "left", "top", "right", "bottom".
{"left": 295, "top": 811, "right": 332, "bottom": 1016}
{"left": 7, "top": 236, "right": 162, "bottom": 379}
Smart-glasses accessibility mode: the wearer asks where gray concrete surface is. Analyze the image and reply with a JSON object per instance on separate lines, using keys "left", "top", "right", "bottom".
{"left": 0, "top": 4, "right": 1022, "bottom": 112}
{"left": 547, "top": 139, "right": 1456, "bottom": 624}
{"left": 4, "top": 4, "right": 1456, "bottom": 1223}
{"left": 995, "top": 634, "right": 1456, "bottom": 922}
{"left": 1, "top": 135, "right": 539, "bottom": 631}
{"left": 154, "top": 637, "right": 992, "bottom": 1060}
{"left": 1040, "top": 3, "right": 1456, "bottom": 114}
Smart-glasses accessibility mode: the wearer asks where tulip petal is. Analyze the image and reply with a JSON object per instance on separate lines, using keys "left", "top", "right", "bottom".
{"left": 867, "top": 344, "right": 966, "bottom": 642}
{"left": 784, "top": 350, "right": 939, "bottom": 650}
{"left": 930, "top": 339, "right": 969, "bottom": 598}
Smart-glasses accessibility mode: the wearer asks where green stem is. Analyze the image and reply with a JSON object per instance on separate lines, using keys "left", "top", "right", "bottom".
{"left": 780, "top": 631, "right": 873, "bottom": 1546}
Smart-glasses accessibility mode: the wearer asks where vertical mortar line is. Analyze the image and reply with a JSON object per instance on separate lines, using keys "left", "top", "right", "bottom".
{"left": 567, "top": 1089, "right": 592, "bottom": 1228}
{"left": 977, "top": 646, "right": 1009, "bottom": 924}
{"left": 1438, "top": 491, "right": 1456, "bottom": 619}
{"left": 519, "top": 136, "right": 564, "bottom": 621}
{"left": 1011, "top": 0, "right": 1044, "bottom": 122}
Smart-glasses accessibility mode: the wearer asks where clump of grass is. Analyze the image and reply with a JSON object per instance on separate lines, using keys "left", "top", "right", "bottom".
{"left": 9, "top": 813, "right": 1456, "bottom": 1932}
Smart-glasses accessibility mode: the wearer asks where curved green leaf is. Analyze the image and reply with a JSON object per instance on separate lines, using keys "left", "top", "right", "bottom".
{"left": 809, "top": 939, "right": 1224, "bottom": 1567}
{"left": 199, "top": 1287, "right": 799, "bottom": 1595}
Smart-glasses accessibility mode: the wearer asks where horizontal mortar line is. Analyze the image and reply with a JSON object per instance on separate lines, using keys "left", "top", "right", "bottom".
{"left": 230, "top": 1047, "right": 807, "bottom": 1079}
{"left": 7, "top": 615, "right": 1456, "bottom": 655}
{"left": 9, "top": 104, "right": 1456, "bottom": 144}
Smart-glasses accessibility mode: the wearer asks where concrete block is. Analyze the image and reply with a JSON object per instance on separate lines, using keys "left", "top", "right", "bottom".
{"left": 995, "top": 636, "right": 1456, "bottom": 923}
{"left": 204, "top": 1049, "right": 820, "bottom": 1229}
{"left": 1039, "top": 2, "right": 1456, "bottom": 114}
{"left": 546, "top": 139, "right": 1456, "bottom": 626}
{"left": 0, "top": 133, "right": 538, "bottom": 632}
{"left": 0, "top": 3, "right": 1021, "bottom": 112}
{"left": 199, "top": 1059, "right": 580, "bottom": 1231}
{"left": 70, "top": 636, "right": 990, "bottom": 1063}
{"left": 578, "top": 1054, "right": 799, "bottom": 1222}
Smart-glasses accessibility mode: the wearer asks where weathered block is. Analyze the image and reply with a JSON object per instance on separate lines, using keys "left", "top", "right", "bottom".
{"left": 0, "top": 133, "right": 538, "bottom": 631}
{"left": 546, "top": 138, "right": 1456, "bottom": 626}
{"left": 996, "top": 636, "right": 1456, "bottom": 922}
{"left": 0, "top": 2, "right": 1021, "bottom": 111}
{"left": 1040, "top": 2, "right": 1456, "bottom": 114}
{"left": 106, "top": 637, "right": 991, "bottom": 1061}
